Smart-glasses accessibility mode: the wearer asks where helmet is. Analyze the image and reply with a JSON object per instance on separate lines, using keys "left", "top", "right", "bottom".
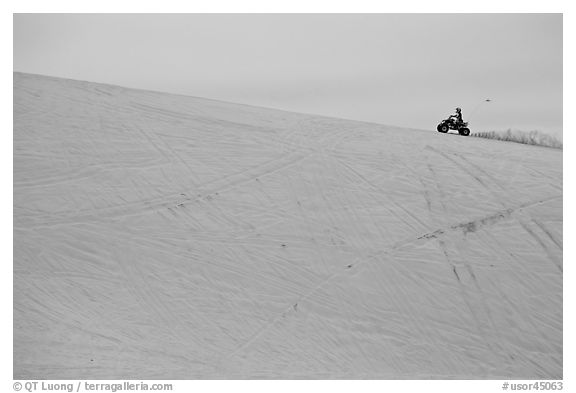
{"left": 456, "top": 107, "right": 461, "bottom": 112}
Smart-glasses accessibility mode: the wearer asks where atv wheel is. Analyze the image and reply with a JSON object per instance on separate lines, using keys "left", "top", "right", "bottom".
{"left": 459, "top": 128, "right": 470, "bottom": 136}
{"left": 437, "top": 123, "right": 449, "bottom": 133}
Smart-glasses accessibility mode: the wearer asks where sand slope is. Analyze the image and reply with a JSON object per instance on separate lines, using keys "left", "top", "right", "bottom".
{"left": 13, "top": 73, "right": 562, "bottom": 379}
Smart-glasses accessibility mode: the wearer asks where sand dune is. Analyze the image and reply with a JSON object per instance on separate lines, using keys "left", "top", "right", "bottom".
{"left": 13, "top": 72, "right": 562, "bottom": 379}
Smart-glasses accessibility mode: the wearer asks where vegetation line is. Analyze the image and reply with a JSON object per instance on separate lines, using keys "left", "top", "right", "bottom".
{"left": 471, "top": 129, "right": 562, "bottom": 149}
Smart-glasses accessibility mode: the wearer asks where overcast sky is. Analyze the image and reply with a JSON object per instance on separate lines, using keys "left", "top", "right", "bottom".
{"left": 13, "top": 13, "right": 563, "bottom": 136}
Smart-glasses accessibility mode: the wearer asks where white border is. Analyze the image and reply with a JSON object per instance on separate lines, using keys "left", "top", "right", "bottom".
{"left": 5, "top": 2, "right": 572, "bottom": 392}
{"left": 6, "top": 0, "right": 570, "bottom": 13}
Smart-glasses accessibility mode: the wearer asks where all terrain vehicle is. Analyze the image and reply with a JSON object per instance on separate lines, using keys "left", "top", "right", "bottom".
{"left": 437, "top": 118, "right": 471, "bottom": 136}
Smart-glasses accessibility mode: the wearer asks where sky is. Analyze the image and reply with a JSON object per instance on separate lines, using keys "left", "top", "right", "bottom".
{"left": 13, "top": 13, "right": 563, "bottom": 136}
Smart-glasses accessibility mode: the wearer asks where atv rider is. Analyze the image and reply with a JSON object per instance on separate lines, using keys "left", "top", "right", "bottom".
{"left": 448, "top": 107, "right": 464, "bottom": 125}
